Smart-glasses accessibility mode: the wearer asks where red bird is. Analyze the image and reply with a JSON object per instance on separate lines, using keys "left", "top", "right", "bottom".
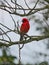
{"left": 20, "top": 18, "right": 30, "bottom": 41}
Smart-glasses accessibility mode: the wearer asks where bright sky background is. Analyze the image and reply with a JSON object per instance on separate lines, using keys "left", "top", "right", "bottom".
{"left": 0, "top": 0, "right": 49, "bottom": 64}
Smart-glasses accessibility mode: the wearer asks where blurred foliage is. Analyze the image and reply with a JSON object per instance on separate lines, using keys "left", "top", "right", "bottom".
{"left": 0, "top": 0, "right": 49, "bottom": 65}
{"left": 0, "top": 46, "right": 17, "bottom": 65}
{"left": 28, "top": 0, "right": 49, "bottom": 64}
{"left": 26, "top": 61, "right": 48, "bottom": 65}
{"left": 39, "top": 61, "right": 48, "bottom": 65}
{"left": 44, "top": 0, "right": 49, "bottom": 3}
{"left": 0, "top": 46, "right": 48, "bottom": 65}
{"left": 43, "top": 11, "right": 49, "bottom": 20}
{"left": 34, "top": 12, "right": 49, "bottom": 49}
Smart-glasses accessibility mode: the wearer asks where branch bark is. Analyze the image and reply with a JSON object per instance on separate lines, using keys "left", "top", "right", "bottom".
{"left": 0, "top": 0, "right": 49, "bottom": 16}
{"left": 0, "top": 0, "right": 49, "bottom": 47}
{"left": 0, "top": 34, "right": 49, "bottom": 47}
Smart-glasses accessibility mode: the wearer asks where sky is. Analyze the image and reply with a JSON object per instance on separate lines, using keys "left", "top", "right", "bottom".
{"left": 0, "top": 0, "right": 49, "bottom": 64}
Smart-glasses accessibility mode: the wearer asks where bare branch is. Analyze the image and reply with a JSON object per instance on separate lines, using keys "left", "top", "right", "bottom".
{"left": 0, "top": 3, "right": 49, "bottom": 16}
{"left": 24, "top": 0, "right": 30, "bottom": 9}
{"left": 4, "top": 0, "right": 12, "bottom": 7}
{"left": 0, "top": 28, "right": 11, "bottom": 42}
{"left": 0, "top": 23, "right": 12, "bottom": 31}
{"left": 0, "top": 0, "right": 49, "bottom": 47}
{"left": 0, "top": 34, "right": 49, "bottom": 47}
{"left": 27, "top": 0, "right": 39, "bottom": 15}
{"left": 11, "top": 0, "right": 25, "bottom": 14}
{"left": 10, "top": 14, "right": 17, "bottom": 30}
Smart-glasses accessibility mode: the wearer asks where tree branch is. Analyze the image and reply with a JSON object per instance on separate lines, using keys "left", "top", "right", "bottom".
{"left": 0, "top": 34, "right": 49, "bottom": 47}
{"left": 0, "top": 1, "right": 49, "bottom": 16}
{"left": 0, "top": 0, "right": 49, "bottom": 47}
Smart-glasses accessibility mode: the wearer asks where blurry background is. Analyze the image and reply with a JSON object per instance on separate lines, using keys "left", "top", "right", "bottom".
{"left": 0, "top": 0, "right": 49, "bottom": 65}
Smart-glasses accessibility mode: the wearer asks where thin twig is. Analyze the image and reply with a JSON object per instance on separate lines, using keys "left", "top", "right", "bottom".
{"left": 24, "top": 0, "right": 30, "bottom": 9}
{"left": 15, "top": 0, "right": 17, "bottom": 12}
{"left": 0, "top": 4, "right": 49, "bottom": 10}
{"left": 0, "top": 4, "right": 49, "bottom": 16}
{"left": 0, "top": 28, "right": 11, "bottom": 42}
{"left": 28, "top": 0, "right": 39, "bottom": 15}
{"left": 18, "top": 44, "right": 21, "bottom": 65}
{"left": 4, "top": 0, "right": 11, "bottom": 7}
{"left": 44, "top": 19, "right": 49, "bottom": 28}
{"left": 0, "top": 34, "right": 49, "bottom": 47}
{"left": 10, "top": 14, "right": 17, "bottom": 30}
{"left": 0, "top": 23, "right": 12, "bottom": 31}
{"left": 17, "top": 20, "right": 21, "bottom": 65}
{"left": 11, "top": 0, "right": 25, "bottom": 14}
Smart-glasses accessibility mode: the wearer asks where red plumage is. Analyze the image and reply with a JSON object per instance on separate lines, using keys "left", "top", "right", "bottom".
{"left": 20, "top": 18, "right": 30, "bottom": 41}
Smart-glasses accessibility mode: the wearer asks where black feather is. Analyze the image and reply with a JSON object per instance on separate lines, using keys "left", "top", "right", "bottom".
{"left": 20, "top": 34, "right": 23, "bottom": 41}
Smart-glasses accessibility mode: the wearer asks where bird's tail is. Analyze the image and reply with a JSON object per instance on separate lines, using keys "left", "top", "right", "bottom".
{"left": 20, "top": 34, "right": 23, "bottom": 41}
{"left": 20, "top": 34, "right": 24, "bottom": 49}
